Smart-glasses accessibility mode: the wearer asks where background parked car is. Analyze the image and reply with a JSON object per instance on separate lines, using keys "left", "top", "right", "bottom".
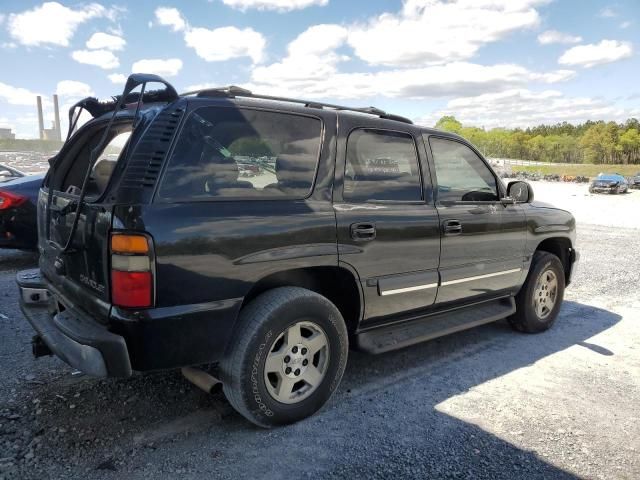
{"left": 589, "top": 173, "right": 629, "bottom": 194}
{"left": 630, "top": 173, "right": 640, "bottom": 189}
{"left": 0, "top": 163, "right": 25, "bottom": 183}
{"left": 0, "top": 173, "right": 44, "bottom": 250}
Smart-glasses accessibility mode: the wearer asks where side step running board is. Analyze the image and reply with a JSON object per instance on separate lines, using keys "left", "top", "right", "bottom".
{"left": 355, "top": 297, "right": 516, "bottom": 354}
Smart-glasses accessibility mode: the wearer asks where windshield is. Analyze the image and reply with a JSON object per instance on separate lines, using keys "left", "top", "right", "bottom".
{"left": 597, "top": 175, "right": 622, "bottom": 182}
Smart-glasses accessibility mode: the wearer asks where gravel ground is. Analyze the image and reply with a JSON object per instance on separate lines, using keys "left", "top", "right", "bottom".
{"left": 1, "top": 182, "right": 639, "bottom": 479}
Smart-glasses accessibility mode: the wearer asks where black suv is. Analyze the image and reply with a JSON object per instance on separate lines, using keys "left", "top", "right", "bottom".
{"left": 18, "top": 74, "right": 578, "bottom": 427}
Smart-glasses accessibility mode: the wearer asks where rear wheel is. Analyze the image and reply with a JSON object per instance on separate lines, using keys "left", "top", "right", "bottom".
{"left": 509, "top": 251, "right": 565, "bottom": 333}
{"left": 219, "top": 287, "right": 348, "bottom": 428}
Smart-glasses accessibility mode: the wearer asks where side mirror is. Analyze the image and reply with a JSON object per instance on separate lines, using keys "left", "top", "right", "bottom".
{"left": 505, "top": 181, "right": 533, "bottom": 203}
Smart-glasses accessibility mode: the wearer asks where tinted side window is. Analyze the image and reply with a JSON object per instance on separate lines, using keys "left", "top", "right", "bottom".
{"left": 428, "top": 137, "right": 498, "bottom": 202}
{"left": 158, "top": 107, "right": 322, "bottom": 200}
{"left": 344, "top": 129, "right": 422, "bottom": 202}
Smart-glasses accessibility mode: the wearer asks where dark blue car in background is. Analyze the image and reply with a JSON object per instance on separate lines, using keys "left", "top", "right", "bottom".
{"left": 589, "top": 173, "right": 629, "bottom": 194}
{"left": 0, "top": 172, "right": 44, "bottom": 250}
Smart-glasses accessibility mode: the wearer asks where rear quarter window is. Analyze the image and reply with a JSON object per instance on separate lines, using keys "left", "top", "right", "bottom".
{"left": 157, "top": 107, "right": 322, "bottom": 200}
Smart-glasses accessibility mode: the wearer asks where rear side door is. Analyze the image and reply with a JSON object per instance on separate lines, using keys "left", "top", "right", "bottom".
{"left": 334, "top": 119, "right": 440, "bottom": 323}
{"left": 425, "top": 135, "right": 525, "bottom": 305}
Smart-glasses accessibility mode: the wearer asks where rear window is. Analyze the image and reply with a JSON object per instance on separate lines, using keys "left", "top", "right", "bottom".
{"left": 57, "top": 122, "right": 132, "bottom": 199}
{"left": 157, "top": 107, "right": 322, "bottom": 200}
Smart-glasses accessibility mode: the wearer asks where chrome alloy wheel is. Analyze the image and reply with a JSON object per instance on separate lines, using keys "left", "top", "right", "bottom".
{"left": 533, "top": 269, "right": 558, "bottom": 319}
{"left": 263, "top": 321, "right": 329, "bottom": 405}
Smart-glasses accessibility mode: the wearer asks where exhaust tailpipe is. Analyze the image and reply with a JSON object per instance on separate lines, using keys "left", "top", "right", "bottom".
{"left": 181, "top": 366, "right": 221, "bottom": 394}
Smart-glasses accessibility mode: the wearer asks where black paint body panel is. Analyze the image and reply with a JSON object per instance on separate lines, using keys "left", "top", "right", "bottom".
{"left": 27, "top": 95, "right": 578, "bottom": 374}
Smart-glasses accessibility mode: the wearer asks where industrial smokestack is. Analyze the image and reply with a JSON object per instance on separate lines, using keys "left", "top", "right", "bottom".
{"left": 53, "top": 94, "right": 61, "bottom": 141}
{"left": 36, "top": 96, "right": 44, "bottom": 140}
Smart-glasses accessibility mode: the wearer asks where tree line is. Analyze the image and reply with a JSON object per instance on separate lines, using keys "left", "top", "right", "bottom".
{"left": 434, "top": 116, "right": 640, "bottom": 165}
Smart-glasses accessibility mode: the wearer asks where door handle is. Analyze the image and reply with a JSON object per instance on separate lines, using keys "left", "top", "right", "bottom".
{"left": 350, "top": 222, "right": 376, "bottom": 241}
{"left": 443, "top": 219, "right": 462, "bottom": 236}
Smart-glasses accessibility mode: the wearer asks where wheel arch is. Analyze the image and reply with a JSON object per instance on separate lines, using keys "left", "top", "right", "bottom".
{"left": 535, "top": 237, "right": 574, "bottom": 284}
{"left": 241, "top": 266, "right": 363, "bottom": 335}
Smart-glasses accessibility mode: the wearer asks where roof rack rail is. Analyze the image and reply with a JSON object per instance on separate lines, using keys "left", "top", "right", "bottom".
{"left": 180, "top": 86, "right": 413, "bottom": 125}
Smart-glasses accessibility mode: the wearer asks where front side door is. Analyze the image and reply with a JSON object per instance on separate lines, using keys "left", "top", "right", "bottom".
{"left": 426, "top": 136, "right": 526, "bottom": 305}
{"left": 334, "top": 122, "right": 440, "bottom": 323}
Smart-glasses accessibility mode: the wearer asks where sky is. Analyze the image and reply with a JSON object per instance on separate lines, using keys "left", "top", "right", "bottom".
{"left": 0, "top": 0, "right": 639, "bottom": 139}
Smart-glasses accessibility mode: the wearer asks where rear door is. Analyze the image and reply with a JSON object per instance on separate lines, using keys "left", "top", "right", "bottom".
{"left": 39, "top": 119, "right": 134, "bottom": 321}
{"left": 425, "top": 136, "right": 525, "bottom": 304}
{"left": 334, "top": 118, "right": 440, "bottom": 323}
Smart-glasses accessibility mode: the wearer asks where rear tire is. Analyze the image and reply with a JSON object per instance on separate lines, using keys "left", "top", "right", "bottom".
{"left": 219, "top": 287, "right": 348, "bottom": 428}
{"left": 509, "top": 251, "right": 565, "bottom": 333}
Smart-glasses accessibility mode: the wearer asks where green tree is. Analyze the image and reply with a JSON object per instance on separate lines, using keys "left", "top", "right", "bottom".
{"left": 435, "top": 116, "right": 462, "bottom": 134}
{"left": 619, "top": 128, "right": 640, "bottom": 164}
{"left": 427, "top": 116, "right": 640, "bottom": 165}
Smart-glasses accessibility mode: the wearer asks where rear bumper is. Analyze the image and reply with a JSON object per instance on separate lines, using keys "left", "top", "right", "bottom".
{"left": 18, "top": 268, "right": 244, "bottom": 374}
{"left": 17, "top": 269, "right": 132, "bottom": 377}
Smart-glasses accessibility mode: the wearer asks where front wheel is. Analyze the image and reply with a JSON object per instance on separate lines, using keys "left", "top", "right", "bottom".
{"left": 509, "top": 251, "right": 565, "bottom": 333}
{"left": 219, "top": 287, "right": 348, "bottom": 428}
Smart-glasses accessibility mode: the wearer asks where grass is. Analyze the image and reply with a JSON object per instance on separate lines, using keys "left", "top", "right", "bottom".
{"left": 514, "top": 164, "right": 640, "bottom": 178}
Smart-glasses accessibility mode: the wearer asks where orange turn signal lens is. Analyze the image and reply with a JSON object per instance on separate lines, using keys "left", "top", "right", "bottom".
{"left": 111, "top": 234, "right": 149, "bottom": 254}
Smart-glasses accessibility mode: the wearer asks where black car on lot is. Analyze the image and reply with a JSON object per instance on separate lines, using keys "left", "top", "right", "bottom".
{"left": 630, "top": 172, "right": 640, "bottom": 189}
{"left": 17, "top": 74, "right": 578, "bottom": 427}
{"left": 0, "top": 173, "right": 43, "bottom": 249}
{"left": 589, "top": 173, "right": 629, "bottom": 194}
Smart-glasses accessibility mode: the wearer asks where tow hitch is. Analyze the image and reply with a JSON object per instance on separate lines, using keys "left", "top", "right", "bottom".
{"left": 32, "top": 335, "right": 52, "bottom": 358}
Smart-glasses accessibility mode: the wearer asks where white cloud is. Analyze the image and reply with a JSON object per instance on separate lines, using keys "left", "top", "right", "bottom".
{"left": 185, "top": 26, "right": 265, "bottom": 63}
{"left": 288, "top": 23, "right": 347, "bottom": 57}
{"left": 418, "top": 89, "right": 637, "bottom": 128}
{"left": 0, "top": 82, "right": 43, "bottom": 106}
{"left": 537, "top": 30, "right": 582, "bottom": 45}
{"left": 249, "top": 23, "right": 573, "bottom": 100}
{"left": 559, "top": 40, "right": 633, "bottom": 68}
{"left": 7, "top": 2, "right": 113, "bottom": 47}
{"left": 56, "top": 80, "right": 94, "bottom": 99}
{"left": 154, "top": 7, "right": 186, "bottom": 32}
{"left": 154, "top": 7, "right": 266, "bottom": 63}
{"left": 132, "top": 58, "right": 183, "bottom": 77}
{"left": 220, "top": 0, "right": 328, "bottom": 12}
{"left": 347, "top": 0, "right": 547, "bottom": 66}
{"left": 251, "top": 60, "right": 574, "bottom": 100}
{"left": 620, "top": 21, "right": 632, "bottom": 29}
{"left": 599, "top": 7, "right": 617, "bottom": 18}
{"left": 252, "top": 24, "right": 348, "bottom": 83}
{"left": 72, "top": 49, "right": 120, "bottom": 69}
{"left": 107, "top": 73, "right": 127, "bottom": 85}
{"left": 0, "top": 14, "right": 5, "bottom": 26}
{"left": 86, "top": 32, "right": 126, "bottom": 51}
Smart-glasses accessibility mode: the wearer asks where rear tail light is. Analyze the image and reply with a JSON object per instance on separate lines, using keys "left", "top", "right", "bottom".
{"left": 0, "top": 190, "right": 27, "bottom": 210}
{"left": 110, "top": 233, "right": 153, "bottom": 308}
